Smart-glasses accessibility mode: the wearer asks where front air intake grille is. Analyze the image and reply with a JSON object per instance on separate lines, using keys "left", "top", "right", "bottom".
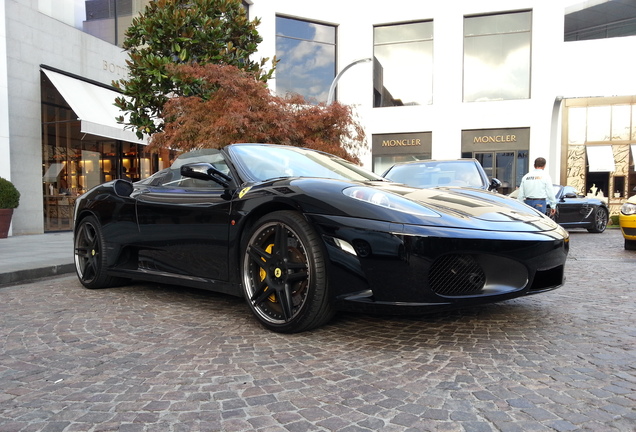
{"left": 429, "top": 254, "right": 486, "bottom": 296}
{"left": 622, "top": 227, "right": 636, "bottom": 236}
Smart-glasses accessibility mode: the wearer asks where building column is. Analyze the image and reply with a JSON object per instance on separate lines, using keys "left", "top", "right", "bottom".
{"left": 0, "top": 3, "right": 11, "bottom": 180}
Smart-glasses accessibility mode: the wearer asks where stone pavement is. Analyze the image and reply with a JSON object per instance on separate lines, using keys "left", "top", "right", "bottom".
{"left": 0, "top": 228, "right": 634, "bottom": 431}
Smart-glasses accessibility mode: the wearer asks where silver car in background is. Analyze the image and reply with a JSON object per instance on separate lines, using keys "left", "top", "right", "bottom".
{"left": 382, "top": 159, "right": 502, "bottom": 191}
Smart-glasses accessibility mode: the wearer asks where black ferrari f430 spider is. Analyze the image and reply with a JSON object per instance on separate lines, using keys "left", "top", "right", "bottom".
{"left": 73, "top": 144, "right": 569, "bottom": 333}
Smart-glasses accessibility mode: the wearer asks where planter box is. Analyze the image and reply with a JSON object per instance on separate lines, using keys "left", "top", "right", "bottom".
{"left": 0, "top": 209, "right": 14, "bottom": 238}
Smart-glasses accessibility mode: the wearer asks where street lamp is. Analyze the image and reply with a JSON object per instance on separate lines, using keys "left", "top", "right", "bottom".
{"left": 327, "top": 57, "right": 372, "bottom": 104}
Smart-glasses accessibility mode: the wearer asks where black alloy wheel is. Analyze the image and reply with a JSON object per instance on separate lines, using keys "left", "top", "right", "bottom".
{"left": 241, "top": 211, "right": 334, "bottom": 333}
{"left": 587, "top": 207, "right": 608, "bottom": 233}
{"left": 74, "top": 216, "right": 127, "bottom": 289}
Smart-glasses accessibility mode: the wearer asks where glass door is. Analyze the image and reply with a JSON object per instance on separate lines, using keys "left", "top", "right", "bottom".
{"left": 474, "top": 151, "right": 528, "bottom": 195}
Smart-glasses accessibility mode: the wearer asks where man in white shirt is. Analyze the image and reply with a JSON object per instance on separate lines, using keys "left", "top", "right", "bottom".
{"left": 517, "top": 157, "right": 557, "bottom": 216}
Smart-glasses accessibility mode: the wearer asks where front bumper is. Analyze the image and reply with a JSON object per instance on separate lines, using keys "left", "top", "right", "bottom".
{"left": 619, "top": 214, "right": 636, "bottom": 240}
{"left": 310, "top": 215, "right": 569, "bottom": 314}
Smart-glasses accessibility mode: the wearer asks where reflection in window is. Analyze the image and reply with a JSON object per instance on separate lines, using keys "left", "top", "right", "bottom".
{"left": 84, "top": 0, "right": 136, "bottom": 46}
{"left": 39, "top": 0, "right": 150, "bottom": 47}
{"left": 40, "top": 72, "right": 175, "bottom": 232}
{"left": 587, "top": 106, "right": 611, "bottom": 142}
{"left": 568, "top": 107, "right": 587, "bottom": 144}
{"left": 463, "top": 11, "right": 531, "bottom": 102}
{"left": 569, "top": 104, "right": 636, "bottom": 143}
{"left": 373, "top": 21, "right": 433, "bottom": 107}
{"left": 276, "top": 16, "right": 336, "bottom": 104}
{"left": 496, "top": 152, "right": 515, "bottom": 189}
{"left": 516, "top": 151, "right": 529, "bottom": 186}
{"left": 611, "top": 105, "right": 631, "bottom": 140}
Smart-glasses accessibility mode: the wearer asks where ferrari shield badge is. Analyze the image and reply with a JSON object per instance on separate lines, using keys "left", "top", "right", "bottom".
{"left": 238, "top": 186, "right": 252, "bottom": 199}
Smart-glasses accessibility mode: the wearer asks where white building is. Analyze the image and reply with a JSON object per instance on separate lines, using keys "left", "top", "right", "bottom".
{"left": 1, "top": 0, "right": 636, "bottom": 236}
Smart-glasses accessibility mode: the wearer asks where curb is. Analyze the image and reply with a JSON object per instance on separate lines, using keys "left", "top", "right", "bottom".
{"left": 0, "top": 263, "right": 76, "bottom": 287}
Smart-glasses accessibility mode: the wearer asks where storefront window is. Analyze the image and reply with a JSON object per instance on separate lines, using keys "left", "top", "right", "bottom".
{"left": 565, "top": 100, "right": 636, "bottom": 207}
{"left": 41, "top": 72, "right": 174, "bottom": 232}
{"left": 276, "top": 16, "right": 336, "bottom": 104}
{"left": 587, "top": 106, "right": 611, "bottom": 142}
{"left": 568, "top": 107, "right": 587, "bottom": 144}
{"left": 462, "top": 128, "right": 530, "bottom": 195}
{"left": 463, "top": 11, "right": 531, "bottom": 102}
{"left": 373, "top": 21, "right": 433, "bottom": 107}
{"left": 611, "top": 105, "right": 631, "bottom": 141}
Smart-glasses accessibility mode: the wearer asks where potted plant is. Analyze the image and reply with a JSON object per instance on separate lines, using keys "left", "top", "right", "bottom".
{"left": 0, "top": 176, "right": 20, "bottom": 238}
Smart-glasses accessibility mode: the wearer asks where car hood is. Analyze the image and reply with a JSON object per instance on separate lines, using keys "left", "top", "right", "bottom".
{"left": 400, "top": 186, "right": 540, "bottom": 222}
{"left": 263, "top": 178, "right": 562, "bottom": 234}
{"left": 384, "top": 183, "right": 561, "bottom": 232}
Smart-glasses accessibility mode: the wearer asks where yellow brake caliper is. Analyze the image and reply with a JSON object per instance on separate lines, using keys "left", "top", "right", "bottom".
{"left": 259, "top": 244, "right": 277, "bottom": 303}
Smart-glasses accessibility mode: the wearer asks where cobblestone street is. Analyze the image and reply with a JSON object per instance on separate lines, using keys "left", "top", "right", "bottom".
{"left": 0, "top": 229, "right": 634, "bottom": 431}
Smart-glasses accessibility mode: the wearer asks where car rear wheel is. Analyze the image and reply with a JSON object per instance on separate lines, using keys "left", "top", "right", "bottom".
{"left": 625, "top": 239, "right": 636, "bottom": 250}
{"left": 587, "top": 207, "right": 608, "bottom": 233}
{"left": 241, "top": 211, "right": 334, "bottom": 333}
{"left": 74, "top": 216, "right": 128, "bottom": 289}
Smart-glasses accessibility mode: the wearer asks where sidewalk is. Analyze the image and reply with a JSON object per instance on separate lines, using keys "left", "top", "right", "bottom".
{"left": 0, "top": 231, "right": 74, "bottom": 286}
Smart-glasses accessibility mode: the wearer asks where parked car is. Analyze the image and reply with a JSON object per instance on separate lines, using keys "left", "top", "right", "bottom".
{"left": 510, "top": 185, "right": 608, "bottom": 233}
{"left": 619, "top": 195, "right": 636, "bottom": 250}
{"left": 550, "top": 185, "right": 608, "bottom": 233}
{"left": 73, "top": 144, "right": 569, "bottom": 333}
{"left": 381, "top": 159, "right": 502, "bottom": 191}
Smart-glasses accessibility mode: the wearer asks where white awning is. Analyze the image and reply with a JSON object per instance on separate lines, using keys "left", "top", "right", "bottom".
{"left": 42, "top": 68, "right": 146, "bottom": 144}
{"left": 586, "top": 145, "right": 615, "bottom": 172}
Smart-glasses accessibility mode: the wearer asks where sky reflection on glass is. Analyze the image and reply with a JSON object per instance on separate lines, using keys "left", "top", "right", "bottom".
{"left": 276, "top": 16, "right": 336, "bottom": 103}
{"left": 373, "top": 21, "right": 433, "bottom": 107}
{"left": 463, "top": 11, "right": 531, "bottom": 102}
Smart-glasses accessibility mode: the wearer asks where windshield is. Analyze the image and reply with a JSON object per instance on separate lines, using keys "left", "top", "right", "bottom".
{"left": 229, "top": 144, "right": 384, "bottom": 182}
{"left": 384, "top": 161, "right": 486, "bottom": 189}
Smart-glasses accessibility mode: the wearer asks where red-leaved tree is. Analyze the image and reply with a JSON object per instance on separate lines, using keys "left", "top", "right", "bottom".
{"left": 150, "top": 63, "right": 365, "bottom": 163}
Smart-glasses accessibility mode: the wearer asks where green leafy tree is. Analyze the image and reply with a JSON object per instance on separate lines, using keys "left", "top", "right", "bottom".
{"left": 114, "top": 0, "right": 275, "bottom": 138}
{"left": 150, "top": 63, "right": 365, "bottom": 163}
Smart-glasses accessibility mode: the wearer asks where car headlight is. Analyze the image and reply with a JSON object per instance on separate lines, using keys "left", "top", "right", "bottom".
{"left": 621, "top": 202, "right": 636, "bottom": 215}
{"left": 343, "top": 186, "right": 440, "bottom": 217}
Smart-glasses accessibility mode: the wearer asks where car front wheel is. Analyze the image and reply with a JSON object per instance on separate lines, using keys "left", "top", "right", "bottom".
{"left": 625, "top": 238, "right": 636, "bottom": 250}
{"left": 587, "top": 207, "right": 608, "bottom": 233}
{"left": 241, "top": 211, "right": 334, "bottom": 333}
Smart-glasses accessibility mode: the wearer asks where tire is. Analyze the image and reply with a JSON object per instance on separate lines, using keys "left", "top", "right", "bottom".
{"left": 625, "top": 239, "right": 636, "bottom": 251}
{"left": 241, "top": 211, "right": 334, "bottom": 333}
{"left": 74, "top": 216, "right": 128, "bottom": 289}
{"left": 587, "top": 207, "right": 608, "bottom": 233}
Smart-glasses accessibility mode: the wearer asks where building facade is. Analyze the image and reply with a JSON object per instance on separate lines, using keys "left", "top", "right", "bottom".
{"left": 1, "top": 0, "right": 636, "bottom": 236}
{"left": 252, "top": 0, "right": 636, "bottom": 203}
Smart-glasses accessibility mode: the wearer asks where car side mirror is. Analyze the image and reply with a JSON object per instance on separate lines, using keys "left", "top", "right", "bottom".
{"left": 489, "top": 178, "right": 502, "bottom": 191}
{"left": 563, "top": 192, "right": 577, "bottom": 199}
{"left": 113, "top": 179, "right": 133, "bottom": 197}
{"left": 181, "top": 163, "right": 233, "bottom": 189}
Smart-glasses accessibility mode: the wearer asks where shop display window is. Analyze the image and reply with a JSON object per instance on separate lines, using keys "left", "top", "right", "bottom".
{"left": 41, "top": 72, "right": 175, "bottom": 232}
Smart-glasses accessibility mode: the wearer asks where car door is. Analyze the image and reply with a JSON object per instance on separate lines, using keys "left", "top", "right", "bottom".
{"left": 556, "top": 186, "right": 588, "bottom": 225}
{"left": 134, "top": 170, "right": 232, "bottom": 282}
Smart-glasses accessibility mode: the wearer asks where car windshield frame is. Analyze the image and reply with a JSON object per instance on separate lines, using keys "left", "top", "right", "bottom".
{"left": 228, "top": 144, "right": 385, "bottom": 183}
